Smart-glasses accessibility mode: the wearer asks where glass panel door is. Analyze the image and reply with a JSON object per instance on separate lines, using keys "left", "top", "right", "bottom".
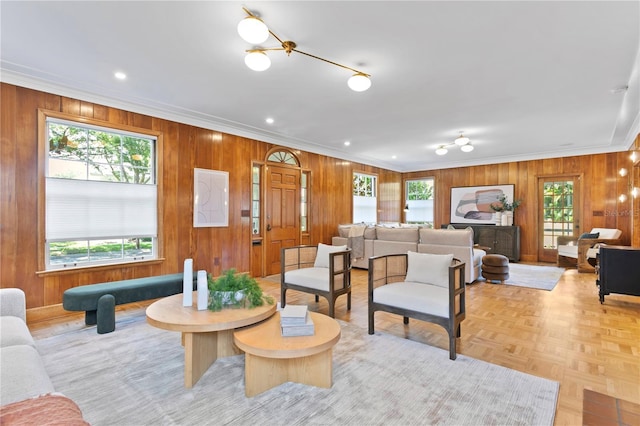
{"left": 538, "top": 176, "right": 580, "bottom": 262}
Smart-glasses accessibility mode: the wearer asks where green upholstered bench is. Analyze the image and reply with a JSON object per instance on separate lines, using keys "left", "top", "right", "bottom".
{"left": 63, "top": 273, "right": 196, "bottom": 334}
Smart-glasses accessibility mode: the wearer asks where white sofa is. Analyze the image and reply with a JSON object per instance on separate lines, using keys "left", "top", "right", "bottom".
{"left": 0, "top": 288, "right": 55, "bottom": 406}
{"left": 418, "top": 228, "right": 485, "bottom": 284}
{"left": 333, "top": 224, "right": 484, "bottom": 283}
{"left": 0, "top": 288, "right": 88, "bottom": 423}
{"left": 333, "top": 224, "right": 419, "bottom": 269}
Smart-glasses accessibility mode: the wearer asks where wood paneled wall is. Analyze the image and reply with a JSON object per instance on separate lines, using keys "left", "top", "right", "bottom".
{"left": 0, "top": 84, "right": 391, "bottom": 309}
{"left": 0, "top": 82, "right": 635, "bottom": 310}
{"left": 405, "top": 152, "right": 634, "bottom": 261}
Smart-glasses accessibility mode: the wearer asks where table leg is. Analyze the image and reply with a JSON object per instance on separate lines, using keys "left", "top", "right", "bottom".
{"left": 183, "top": 331, "right": 218, "bottom": 388}
{"left": 243, "top": 349, "right": 333, "bottom": 397}
{"left": 183, "top": 330, "right": 242, "bottom": 388}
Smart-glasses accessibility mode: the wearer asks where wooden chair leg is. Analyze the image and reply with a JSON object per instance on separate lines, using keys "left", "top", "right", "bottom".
{"left": 281, "top": 288, "right": 287, "bottom": 308}
{"left": 347, "top": 292, "right": 351, "bottom": 310}
{"left": 368, "top": 310, "right": 375, "bottom": 335}
{"left": 449, "top": 333, "right": 457, "bottom": 360}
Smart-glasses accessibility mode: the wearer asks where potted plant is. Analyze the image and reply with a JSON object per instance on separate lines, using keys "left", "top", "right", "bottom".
{"left": 490, "top": 198, "right": 505, "bottom": 225}
{"left": 207, "top": 268, "right": 274, "bottom": 311}
{"left": 491, "top": 195, "right": 522, "bottom": 225}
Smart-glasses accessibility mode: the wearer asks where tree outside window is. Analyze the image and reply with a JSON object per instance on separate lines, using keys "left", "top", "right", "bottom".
{"left": 45, "top": 118, "right": 157, "bottom": 269}
{"left": 405, "top": 178, "right": 434, "bottom": 226}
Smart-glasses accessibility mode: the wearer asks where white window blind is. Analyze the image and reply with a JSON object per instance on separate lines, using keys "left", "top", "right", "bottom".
{"left": 46, "top": 178, "right": 157, "bottom": 241}
{"left": 353, "top": 195, "right": 377, "bottom": 223}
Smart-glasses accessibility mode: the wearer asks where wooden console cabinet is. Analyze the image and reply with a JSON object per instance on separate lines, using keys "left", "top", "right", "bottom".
{"left": 443, "top": 224, "right": 521, "bottom": 261}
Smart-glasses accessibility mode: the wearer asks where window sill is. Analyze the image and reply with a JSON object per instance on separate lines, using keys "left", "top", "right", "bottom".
{"left": 36, "top": 258, "right": 166, "bottom": 277}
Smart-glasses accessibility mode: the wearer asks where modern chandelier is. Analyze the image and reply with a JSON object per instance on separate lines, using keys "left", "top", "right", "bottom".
{"left": 237, "top": 7, "right": 372, "bottom": 92}
{"left": 435, "top": 132, "right": 474, "bottom": 155}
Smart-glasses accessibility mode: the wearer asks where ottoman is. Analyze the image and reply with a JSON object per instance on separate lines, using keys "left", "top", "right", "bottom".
{"left": 482, "top": 254, "right": 509, "bottom": 283}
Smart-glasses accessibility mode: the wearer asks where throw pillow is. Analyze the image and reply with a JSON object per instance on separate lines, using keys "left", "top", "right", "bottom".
{"left": 580, "top": 232, "right": 600, "bottom": 239}
{"left": 314, "top": 243, "right": 348, "bottom": 268}
{"left": 405, "top": 251, "right": 454, "bottom": 288}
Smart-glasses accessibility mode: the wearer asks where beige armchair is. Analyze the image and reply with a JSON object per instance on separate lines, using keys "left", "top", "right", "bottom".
{"left": 557, "top": 228, "right": 622, "bottom": 272}
{"left": 281, "top": 244, "right": 352, "bottom": 318}
{"left": 368, "top": 251, "right": 466, "bottom": 360}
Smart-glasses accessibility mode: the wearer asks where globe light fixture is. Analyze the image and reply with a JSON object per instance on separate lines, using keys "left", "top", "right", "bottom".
{"left": 347, "top": 73, "right": 372, "bottom": 92}
{"left": 454, "top": 133, "right": 470, "bottom": 146}
{"left": 244, "top": 50, "right": 271, "bottom": 71}
{"left": 435, "top": 132, "right": 476, "bottom": 155}
{"left": 460, "top": 143, "right": 474, "bottom": 152}
{"left": 237, "top": 16, "right": 269, "bottom": 44}
{"left": 435, "top": 146, "right": 448, "bottom": 155}
{"left": 238, "top": 7, "right": 371, "bottom": 92}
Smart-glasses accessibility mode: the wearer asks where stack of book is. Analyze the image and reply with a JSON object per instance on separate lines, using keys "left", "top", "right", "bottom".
{"left": 280, "top": 304, "right": 315, "bottom": 337}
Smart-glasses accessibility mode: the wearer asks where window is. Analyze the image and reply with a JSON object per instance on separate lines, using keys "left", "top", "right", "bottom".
{"left": 301, "top": 171, "right": 309, "bottom": 232}
{"left": 252, "top": 164, "right": 261, "bottom": 235}
{"left": 353, "top": 172, "right": 377, "bottom": 223}
{"left": 405, "top": 178, "right": 435, "bottom": 226}
{"left": 44, "top": 115, "right": 158, "bottom": 270}
{"left": 542, "top": 180, "right": 574, "bottom": 249}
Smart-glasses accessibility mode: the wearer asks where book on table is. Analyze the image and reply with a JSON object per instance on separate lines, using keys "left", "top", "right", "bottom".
{"left": 280, "top": 304, "right": 309, "bottom": 325}
{"left": 280, "top": 304, "right": 314, "bottom": 336}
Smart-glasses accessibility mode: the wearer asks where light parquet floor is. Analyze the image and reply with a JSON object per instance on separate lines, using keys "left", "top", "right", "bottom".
{"left": 28, "top": 265, "right": 640, "bottom": 426}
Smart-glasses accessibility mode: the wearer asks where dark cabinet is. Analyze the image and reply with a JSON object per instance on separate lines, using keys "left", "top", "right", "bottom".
{"left": 596, "top": 245, "right": 640, "bottom": 303}
{"left": 442, "top": 224, "right": 521, "bottom": 261}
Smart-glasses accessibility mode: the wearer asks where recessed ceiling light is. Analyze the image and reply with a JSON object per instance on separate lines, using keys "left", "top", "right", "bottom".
{"left": 391, "top": 155, "right": 397, "bottom": 159}
{"left": 344, "top": 141, "right": 351, "bottom": 146}
{"left": 265, "top": 117, "right": 274, "bottom": 124}
{"left": 114, "top": 71, "right": 127, "bottom": 80}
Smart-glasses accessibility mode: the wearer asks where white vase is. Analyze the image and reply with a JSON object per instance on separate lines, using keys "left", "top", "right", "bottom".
{"left": 501, "top": 213, "right": 508, "bottom": 226}
{"left": 495, "top": 212, "right": 502, "bottom": 226}
{"left": 506, "top": 211, "right": 514, "bottom": 226}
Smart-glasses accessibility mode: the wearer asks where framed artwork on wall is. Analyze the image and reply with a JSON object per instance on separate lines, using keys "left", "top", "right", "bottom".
{"left": 194, "top": 168, "right": 229, "bottom": 227}
{"left": 450, "top": 184, "right": 514, "bottom": 224}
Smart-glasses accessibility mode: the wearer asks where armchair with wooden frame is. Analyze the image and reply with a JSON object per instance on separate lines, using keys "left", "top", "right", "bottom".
{"left": 368, "top": 251, "right": 466, "bottom": 360}
{"left": 280, "top": 244, "right": 352, "bottom": 318}
{"left": 557, "top": 228, "right": 622, "bottom": 273}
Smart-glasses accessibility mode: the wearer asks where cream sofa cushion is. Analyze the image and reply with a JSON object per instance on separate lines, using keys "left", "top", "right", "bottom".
{"left": 590, "top": 228, "right": 622, "bottom": 239}
{"left": 375, "top": 226, "right": 419, "bottom": 242}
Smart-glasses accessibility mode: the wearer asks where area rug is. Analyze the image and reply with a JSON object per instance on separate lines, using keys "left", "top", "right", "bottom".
{"left": 36, "top": 315, "right": 559, "bottom": 425}
{"left": 496, "top": 263, "right": 566, "bottom": 291}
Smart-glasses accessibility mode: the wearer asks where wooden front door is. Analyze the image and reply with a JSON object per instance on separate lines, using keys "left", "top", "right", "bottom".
{"left": 265, "top": 165, "right": 301, "bottom": 275}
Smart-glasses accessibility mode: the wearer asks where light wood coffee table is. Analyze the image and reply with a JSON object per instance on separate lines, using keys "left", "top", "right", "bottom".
{"left": 146, "top": 292, "right": 276, "bottom": 388}
{"left": 233, "top": 311, "right": 341, "bottom": 397}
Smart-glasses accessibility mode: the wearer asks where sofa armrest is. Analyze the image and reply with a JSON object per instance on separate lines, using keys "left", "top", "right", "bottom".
{"left": 0, "top": 288, "right": 27, "bottom": 322}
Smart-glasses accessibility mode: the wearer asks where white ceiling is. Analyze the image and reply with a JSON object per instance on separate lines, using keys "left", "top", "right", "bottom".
{"left": 2, "top": 1, "right": 639, "bottom": 172}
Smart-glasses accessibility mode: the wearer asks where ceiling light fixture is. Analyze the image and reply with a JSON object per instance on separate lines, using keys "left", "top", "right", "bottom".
{"left": 435, "top": 132, "right": 475, "bottom": 155}
{"left": 237, "top": 14, "right": 270, "bottom": 44}
{"left": 435, "top": 146, "right": 449, "bottom": 156}
{"left": 238, "top": 7, "right": 372, "bottom": 92}
{"left": 454, "top": 133, "right": 470, "bottom": 146}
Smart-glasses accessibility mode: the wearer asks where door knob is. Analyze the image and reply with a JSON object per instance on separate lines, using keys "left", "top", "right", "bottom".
{"left": 266, "top": 224, "right": 272, "bottom": 231}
